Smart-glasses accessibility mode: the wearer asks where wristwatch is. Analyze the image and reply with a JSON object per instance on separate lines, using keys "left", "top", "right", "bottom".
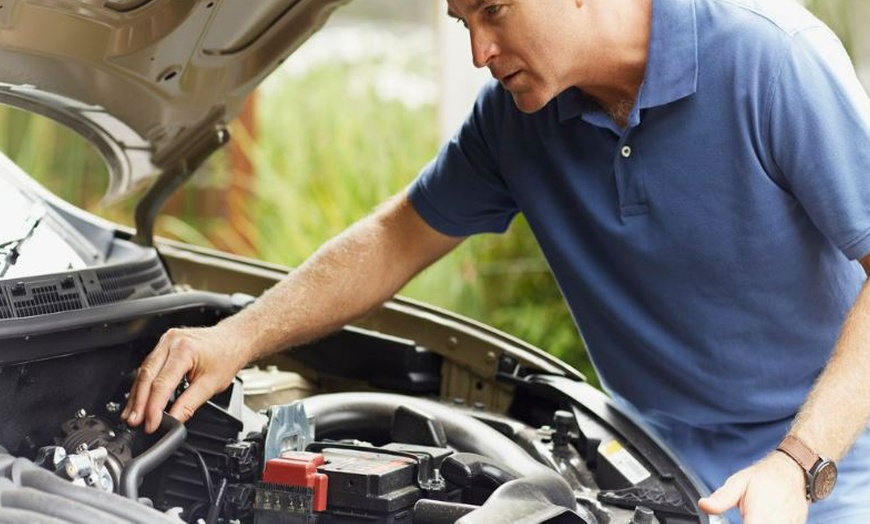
{"left": 775, "top": 434, "right": 838, "bottom": 502}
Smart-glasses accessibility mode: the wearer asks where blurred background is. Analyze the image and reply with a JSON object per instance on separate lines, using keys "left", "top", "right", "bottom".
{"left": 0, "top": 0, "right": 865, "bottom": 388}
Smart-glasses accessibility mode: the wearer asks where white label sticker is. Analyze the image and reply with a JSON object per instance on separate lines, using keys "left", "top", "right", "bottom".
{"left": 599, "top": 439, "right": 651, "bottom": 485}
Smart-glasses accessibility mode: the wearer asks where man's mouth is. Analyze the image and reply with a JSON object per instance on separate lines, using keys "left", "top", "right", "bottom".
{"left": 500, "top": 71, "right": 521, "bottom": 87}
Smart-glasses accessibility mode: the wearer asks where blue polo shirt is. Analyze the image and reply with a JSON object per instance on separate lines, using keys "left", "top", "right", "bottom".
{"left": 409, "top": 0, "right": 870, "bottom": 502}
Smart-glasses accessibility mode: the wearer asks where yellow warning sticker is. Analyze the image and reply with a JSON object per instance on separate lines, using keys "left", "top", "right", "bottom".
{"left": 599, "top": 440, "right": 651, "bottom": 485}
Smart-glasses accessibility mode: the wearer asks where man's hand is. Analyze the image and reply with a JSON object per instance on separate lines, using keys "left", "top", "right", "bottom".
{"left": 121, "top": 325, "right": 251, "bottom": 433}
{"left": 698, "top": 451, "right": 809, "bottom": 523}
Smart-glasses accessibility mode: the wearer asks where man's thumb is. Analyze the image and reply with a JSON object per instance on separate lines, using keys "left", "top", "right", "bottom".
{"left": 698, "top": 471, "right": 748, "bottom": 515}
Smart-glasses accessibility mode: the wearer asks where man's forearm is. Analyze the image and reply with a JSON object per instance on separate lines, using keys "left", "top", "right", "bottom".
{"left": 218, "top": 192, "right": 463, "bottom": 362}
{"left": 789, "top": 273, "right": 870, "bottom": 460}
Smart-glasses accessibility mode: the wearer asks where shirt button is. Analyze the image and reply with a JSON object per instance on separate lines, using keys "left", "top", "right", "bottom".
{"left": 621, "top": 145, "right": 632, "bottom": 158}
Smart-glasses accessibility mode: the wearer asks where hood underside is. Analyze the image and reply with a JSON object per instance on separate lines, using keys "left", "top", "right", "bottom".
{"left": 0, "top": 0, "right": 349, "bottom": 202}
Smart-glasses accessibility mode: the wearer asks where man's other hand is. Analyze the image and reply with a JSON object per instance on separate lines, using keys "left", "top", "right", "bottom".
{"left": 698, "top": 451, "right": 809, "bottom": 523}
{"left": 121, "top": 325, "right": 250, "bottom": 433}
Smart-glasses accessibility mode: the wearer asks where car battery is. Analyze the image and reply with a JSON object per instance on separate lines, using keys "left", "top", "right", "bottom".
{"left": 317, "top": 447, "right": 421, "bottom": 516}
{"left": 255, "top": 445, "right": 452, "bottom": 524}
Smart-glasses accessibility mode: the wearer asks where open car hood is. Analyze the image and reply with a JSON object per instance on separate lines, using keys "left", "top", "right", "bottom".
{"left": 0, "top": 0, "right": 347, "bottom": 244}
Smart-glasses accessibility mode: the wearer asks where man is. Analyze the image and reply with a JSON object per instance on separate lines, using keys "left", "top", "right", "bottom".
{"left": 122, "top": 0, "right": 870, "bottom": 522}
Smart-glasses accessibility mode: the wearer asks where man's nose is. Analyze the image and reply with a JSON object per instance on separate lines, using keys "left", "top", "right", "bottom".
{"left": 470, "top": 28, "right": 498, "bottom": 68}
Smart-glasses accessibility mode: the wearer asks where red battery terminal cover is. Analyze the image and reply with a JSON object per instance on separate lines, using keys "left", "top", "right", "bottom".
{"left": 262, "top": 451, "right": 329, "bottom": 512}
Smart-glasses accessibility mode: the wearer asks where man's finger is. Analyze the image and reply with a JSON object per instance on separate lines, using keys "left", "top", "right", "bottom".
{"left": 169, "top": 380, "right": 218, "bottom": 424}
{"left": 142, "top": 338, "right": 196, "bottom": 433}
{"left": 698, "top": 470, "right": 749, "bottom": 515}
{"left": 123, "top": 338, "right": 171, "bottom": 426}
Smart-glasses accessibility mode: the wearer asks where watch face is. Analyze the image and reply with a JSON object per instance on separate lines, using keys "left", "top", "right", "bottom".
{"left": 811, "top": 461, "right": 838, "bottom": 501}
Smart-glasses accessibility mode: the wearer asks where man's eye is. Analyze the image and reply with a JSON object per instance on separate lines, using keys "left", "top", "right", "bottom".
{"left": 484, "top": 5, "right": 503, "bottom": 16}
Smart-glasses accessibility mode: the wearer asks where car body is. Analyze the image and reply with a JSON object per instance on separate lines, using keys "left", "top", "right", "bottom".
{"left": 0, "top": 1, "right": 720, "bottom": 523}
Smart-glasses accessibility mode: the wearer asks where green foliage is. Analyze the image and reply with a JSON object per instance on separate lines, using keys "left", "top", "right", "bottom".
{"left": 245, "top": 63, "right": 437, "bottom": 263}
{"left": 241, "top": 60, "right": 597, "bottom": 384}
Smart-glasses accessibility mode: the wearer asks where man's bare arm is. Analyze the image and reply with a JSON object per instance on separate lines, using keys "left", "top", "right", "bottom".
{"left": 700, "top": 254, "right": 870, "bottom": 522}
{"left": 122, "top": 191, "right": 464, "bottom": 432}
{"left": 787, "top": 255, "right": 870, "bottom": 456}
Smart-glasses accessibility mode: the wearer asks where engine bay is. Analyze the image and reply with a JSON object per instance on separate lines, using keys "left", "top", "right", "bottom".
{"left": 0, "top": 290, "right": 714, "bottom": 524}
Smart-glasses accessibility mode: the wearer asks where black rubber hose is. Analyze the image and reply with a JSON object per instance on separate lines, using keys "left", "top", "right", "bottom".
{"left": 439, "top": 452, "right": 520, "bottom": 491}
{"left": 18, "top": 467, "right": 179, "bottom": 524}
{"left": 120, "top": 414, "right": 186, "bottom": 500}
{"left": 205, "top": 478, "right": 227, "bottom": 524}
{"left": 302, "top": 393, "right": 556, "bottom": 478}
{"left": 0, "top": 487, "right": 127, "bottom": 524}
{"left": 182, "top": 444, "right": 214, "bottom": 504}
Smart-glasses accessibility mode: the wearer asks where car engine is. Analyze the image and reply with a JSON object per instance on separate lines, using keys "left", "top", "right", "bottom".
{"left": 0, "top": 271, "right": 715, "bottom": 523}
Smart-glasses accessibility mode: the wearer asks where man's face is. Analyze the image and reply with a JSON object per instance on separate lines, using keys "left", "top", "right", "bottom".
{"left": 447, "top": 0, "right": 587, "bottom": 113}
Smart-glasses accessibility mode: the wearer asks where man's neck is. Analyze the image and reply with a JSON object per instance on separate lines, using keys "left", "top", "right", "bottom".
{"left": 578, "top": 0, "right": 652, "bottom": 126}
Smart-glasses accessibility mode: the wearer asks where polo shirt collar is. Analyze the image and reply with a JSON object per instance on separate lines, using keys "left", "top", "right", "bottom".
{"left": 556, "top": 0, "right": 699, "bottom": 122}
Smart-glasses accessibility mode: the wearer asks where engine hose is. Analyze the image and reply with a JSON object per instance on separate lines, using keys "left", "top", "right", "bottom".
{"left": 0, "top": 487, "right": 127, "bottom": 524}
{"left": 302, "top": 392, "right": 564, "bottom": 478}
{"left": 1, "top": 452, "right": 179, "bottom": 524}
{"left": 17, "top": 467, "right": 180, "bottom": 524}
{"left": 181, "top": 444, "right": 214, "bottom": 504}
{"left": 205, "top": 478, "right": 227, "bottom": 524}
{"left": 0, "top": 456, "right": 13, "bottom": 478}
{"left": 120, "top": 414, "right": 186, "bottom": 501}
{"left": 439, "top": 452, "right": 520, "bottom": 490}
{"left": 0, "top": 508, "right": 68, "bottom": 524}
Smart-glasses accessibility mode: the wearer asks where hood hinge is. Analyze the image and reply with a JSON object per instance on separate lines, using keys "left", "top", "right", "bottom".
{"left": 132, "top": 123, "right": 230, "bottom": 247}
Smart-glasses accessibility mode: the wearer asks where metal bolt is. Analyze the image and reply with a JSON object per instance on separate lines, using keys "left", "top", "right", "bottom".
{"left": 485, "top": 351, "right": 497, "bottom": 364}
{"left": 630, "top": 506, "right": 655, "bottom": 524}
{"left": 105, "top": 402, "right": 120, "bottom": 413}
{"left": 65, "top": 455, "right": 91, "bottom": 478}
{"left": 553, "top": 410, "right": 575, "bottom": 447}
{"left": 447, "top": 336, "right": 459, "bottom": 350}
{"left": 75, "top": 409, "right": 87, "bottom": 419}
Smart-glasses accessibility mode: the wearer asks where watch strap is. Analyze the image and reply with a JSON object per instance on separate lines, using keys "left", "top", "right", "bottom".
{"left": 776, "top": 434, "right": 818, "bottom": 472}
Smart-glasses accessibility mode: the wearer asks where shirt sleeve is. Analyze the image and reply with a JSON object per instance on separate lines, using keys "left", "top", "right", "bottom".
{"left": 766, "top": 26, "right": 870, "bottom": 260}
{"left": 408, "top": 81, "right": 519, "bottom": 237}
